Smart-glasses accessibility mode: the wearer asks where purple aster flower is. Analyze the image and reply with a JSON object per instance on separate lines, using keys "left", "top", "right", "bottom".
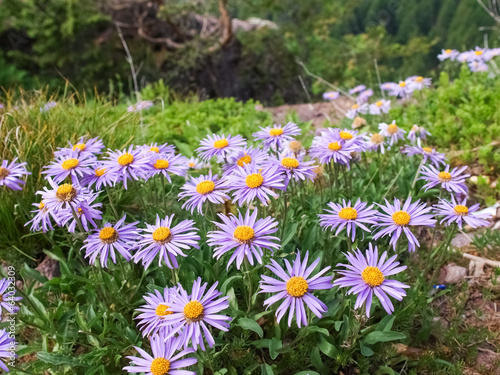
{"left": 228, "top": 163, "right": 284, "bottom": 206}
{"left": 40, "top": 101, "right": 57, "bottom": 112}
{"left": 434, "top": 196, "right": 491, "bottom": 229}
{"left": 373, "top": 197, "right": 436, "bottom": 252}
{"left": 124, "top": 333, "right": 196, "bottom": 375}
{"left": 349, "top": 85, "right": 366, "bottom": 95}
{"left": 134, "top": 214, "right": 200, "bottom": 270}
{"left": 388, "top": 81, "right": 413, "bottom": 99}
{"left": 321, "top": 128, "right": 367, "bottom": 151}
{"left": 57, "top": 193, "right": 102, "bottom": 233}
{"left": 407, "top": 76, "right": 431, "bottom": 91}
{"left": 43, "top": 151, "right": 96, "bottom": 184}
{"left": 334, "top": 244, "right": 409, "bottom": 317}
{"left": 365, "top": 133, "right": 387, "bottom": 154}
{"left": 260, "top": 251, "right": 333, "bottom": 328}
{"left": 346, "top": 103, "right": 368, "bottom": 119}
{"left": 82, "top": 215, "right": 139, "bottom": 268}
{"left": 323, "top": 91, "right": 339, "bottom": 101}
{"left": 196, "top": 134, "right": 246, "bottom": 162}
{"left": 466, "top": 47, "right": 490, "bottom": 62}
{"left": 357, "top": 89, "right": 374, "bottom": 104}
{"left": 253, "top": 122, "right": 301, "bottom": 151}
{"left": 38, "top": 178, "right": 92, "bottom": 212}
{"left": 379, "top": 121, "right": 406, "bottom": 146}
{"left": 145, "top": 153, "right": 188, "bottom": 181}
{"left": 222, "top": 147, "right": 269, "bottom": 176}
{"left": 369, "top": 99, "right": 391, "bottom": 115}
{"left": 186, "top": 157, "right": 205, "bottom": 170}
{"left": 318, "top": 199, "right": 378, "bottom": 242}
{"left": 380, "top": 82, "right": 398, "bottom": 92}
{"left": 438, "top": 48, "right": 459, "bottom": 61}
{"left": 178, "top": 171, "right": 230, "bottom": 214}
{"left": 407, "top": 124, "right": 431, "bottom": 146}
{"left": 135, "top": 287, "right": 177, "bottom": 337}
{"left": 402, "top": 145, "right": 446, "bottom": 167}
{"left": 420, "top": 165, "right": 469, "bottom": 195}
{"left": 309, "top": 134, "right": 357, "bottom": 166}
{"left": 469, "top": 61, "right": 489, "bottom": 72}
{"left": 0, "top": 278, "right": 22, "bottom": 314}
{"left": 0, "top": 158, "right": 30, "bottom": 191}
{"left": 207, "top": 209, "right": 280, "bottom": 269}
{"left": 80, "top": 165, "right": 116, "bottom": 189}
{"left": 163, "top": 278, "right": 231, "bottom": 351}
{"left": 127, "top": 100, "right": 154, "bottom": 113}
{"left": 0, "top": 329, "right": 16, "bottom": 372}
{"left": 25, "top": 200, "right": 60, "bottom": 232}
{"left": 139, "top": 142, "right": 176, "bottom": 156}
{"left": 102, "top": 146, "right": 149, "bottom": 189}
{"left": 54, "top": 136, "right": 104, "bottom": 158}
{"left": 270, "top": 154, "right": 316, "bottom": 187}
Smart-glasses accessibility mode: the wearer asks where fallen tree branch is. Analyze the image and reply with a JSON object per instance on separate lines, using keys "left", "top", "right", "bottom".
{"left": 463, "top": 253, "right": 500, "bottom": 268}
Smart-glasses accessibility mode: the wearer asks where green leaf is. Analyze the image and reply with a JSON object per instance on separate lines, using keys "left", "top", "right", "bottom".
{"left": 360, "top": 341, "right": 374, "bottom": 357}
{"left": 236, "top": 318, "right": 263, "bottom": 338}
{"left": 37, "top": 352, "right": 89, "bottom": 367}
{"left": 281, "top": 222, "right": 298, "bottom": 248}
{"left": 364, "top": 331, "right": 406, "bottom": 345}
{"left": 269, "top": 337, "right": 282, "bottom": 360}
{"left": 375, "top": 366, "right": 396, "bottom": 375}
{"left": 220, "top": 275, "right": 243, "bottom": 294}
{"left": 261, "top": 364, "right": 274, "bottom": 375}
{"left": 295, "top": 372, "right": 320, "bottom": 375}
{"left": 318, "top": 336, "right": 338, "bottom": 358}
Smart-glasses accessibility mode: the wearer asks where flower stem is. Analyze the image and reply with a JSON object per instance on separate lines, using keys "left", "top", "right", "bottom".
{"left": 130, "top": 175, "right": 148, "bottom": 219}
{"left": 105, "top": 186, "right": 119, "bottom": 220}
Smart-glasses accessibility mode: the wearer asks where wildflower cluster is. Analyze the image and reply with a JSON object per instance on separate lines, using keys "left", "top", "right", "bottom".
{"left": 438, "top": 46, "right": 500, "bottom": 72}
{"left": 2, "top": 103, "right": 493, "bottom": 372}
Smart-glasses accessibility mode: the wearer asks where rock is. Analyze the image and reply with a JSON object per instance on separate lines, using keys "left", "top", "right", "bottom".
{"left": 439, "top": 263, "right": 468, "bottom": 284}
{"left": 451, "top": 233, "right": 472, "bottom": 248}
{"left": 35, "top": 257, "right": 60, "bottom": 280}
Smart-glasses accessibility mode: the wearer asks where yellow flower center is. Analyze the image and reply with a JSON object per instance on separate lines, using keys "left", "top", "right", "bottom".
{"left": 61, "top": 158, "right": 79, "bottom": 170}
{"left": 339, "top": 131, "right": 353, "bottom": 140}
{"left": 338, "top": 207, "right": 358, "bottom": 220}
{"left": 56, "top": 184, "right": 77, "bottom": 202}
{"left": 415, "top": 76, "right": 424, "bottom": 83}
{"left": 376, "top": 101, "right": 383, "bottom": 107}
{"left": 213, "top": 139, "right": 229, "bottom": 149}
{"left": 269, "top": 128, "right": 284, "bottom": 137}
{"left": 184, "top": 300, "right": 204, "bottom": 321}
{"left": 152, "top": 227, "right": 171, "bottom": 243}
{"left": 99, "top": 227, "right": 118, "bottom": 244}
{"left": 411, "top": 125, "right": 419, "bottom": 132}
{"left": 281, "top": 157, "right": 299, "bottom": 169}
{"left": 399, "top": 81, "right": 406, "bottom": 87}
{"left": 370, "top": 133, "right": 384, "bottom": 144}
{"left": 77, "top": 207, "right": 83, "bottom": 215}
{"left": 328, "top": 142, "right": 341, "bottom": 151}
{"left": 237, "top": 155, "right": 252, "bottom": 167}
{"left": 117, "top": 153, "right": 134, "bottom": 166}
{"left": 150, "top": 357, "right": 171, "bottom": 375}
{"left": 72, "top": 143, "right": 86, "bottom": 151}
{"left": 454, "top": 205, "right": 469, "bottom": 216}
{"left": 361, "top": 266, "right": 385, "bottom": 287}
{"left": 154, "top": 159, "right": 169, "bottom": 170}
{"left": 150, "top": 146, "right": 160, "bottom": 153}
{"left": 438, "top": 171, "right": 452, "bottom": 182}
{"left": 245, "top": 173, "right": 264, "bottom": 188}
{"left": 422, "top": 147, "right": 432, "bottom": 154}
{"left": 286, "top": 276, "right": 309, "bottom": 297}
{"left": 95, "top": 168, "right": 106, "bottom": 177}
{"left": 0, "top": 295, "right": 2, "bottom": 303}
{"left": 475, "top": 50, "right": 483, "bottom": 56}
{"left": 155, "top": 304, "right": 173, "bottom": 317}
{"left": 196, "top": 180, "right": 215, "bottom": 195}
{"left": 233, "top": 225, "right": 255, "bottom": 243}
{"left": 39, "top": 202, "right": 45, "bottom": 210}
{"left": 392, "top": 210, "right": 411, "bottom": 226}
{"left": 387, "top": 124, "right": 399, "bottom": 135}
{"left": 445, "top": 49, "right": 452, "bottom": 54}
{"left": 289, "top": 140, "right": 302, "bottom": 152}
{"left": 352, "top": 104, "right": 359, "bottom": 109}
{"left": 188, "top": 162, "right": 195, "bottom": 168}
{"left": 0, "top": 167, "right": 10, "bottom": 179}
